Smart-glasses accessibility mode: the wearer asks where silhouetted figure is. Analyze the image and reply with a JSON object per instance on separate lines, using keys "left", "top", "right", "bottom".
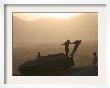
{"left": 92, "top": 52, "right": 98, "bottom": 67}
{"left": 62, "top": 40, "right": 73, "bottom": 56}
{"left": 71, "top": 40, "right": 81, "bottom": 59}
{"left": 37, "top": 52, "right": 41, "bottom": 59}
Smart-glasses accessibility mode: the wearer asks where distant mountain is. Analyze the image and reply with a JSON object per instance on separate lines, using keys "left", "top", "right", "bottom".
{"left": 13, "top": 13, "right": 98, "bottom": 46}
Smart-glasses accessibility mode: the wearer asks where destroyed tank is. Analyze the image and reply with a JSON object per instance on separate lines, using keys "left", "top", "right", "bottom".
{"left": 19, "top": 53, "right": 75, "bottom": 76}
{"left": 19, "top": 41, "right": 81, "bottom": 76}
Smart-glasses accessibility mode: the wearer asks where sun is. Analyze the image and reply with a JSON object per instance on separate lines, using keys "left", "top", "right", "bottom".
{"left": 13, "top": 13, "right": 81, "bottom": 21}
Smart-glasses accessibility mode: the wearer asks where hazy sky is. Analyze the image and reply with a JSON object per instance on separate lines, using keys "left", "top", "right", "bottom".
{"left": 13, "top": 13, "right": 98, "bottom": 75}
{"left": 13, "top": 13, "right": 98, "bottom": 46}
{"left": 13, "top": 13, "right": 81, "bottom": 21}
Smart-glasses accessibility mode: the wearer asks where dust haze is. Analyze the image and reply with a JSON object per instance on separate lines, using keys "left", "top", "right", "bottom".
{"left": 12, "top": 13, "right": 98, "bottom": 75}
